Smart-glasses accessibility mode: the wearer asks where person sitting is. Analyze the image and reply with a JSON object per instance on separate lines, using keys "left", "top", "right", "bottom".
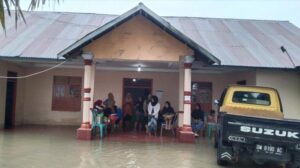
{"left": 93, "top": 99, "right": 104, "bottom": 111}
{"left": 207, "top": 110, "right": 217, "bottom": 138}
{"left": 122, "top": 93, "right": 134, "bottom": 131}
{"left": 161, "top": 101, "right": 175, "bottom": 130}
{"left": 147, "top": 95, "right": 160, "bottom": 136}
{"left": 191, "top": 103, "right": 205, "bottom": 137}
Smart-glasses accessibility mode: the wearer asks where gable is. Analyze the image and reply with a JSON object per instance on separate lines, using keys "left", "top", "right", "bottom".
{"left": 83, "top": 15, "right": 193, "bottom": 62}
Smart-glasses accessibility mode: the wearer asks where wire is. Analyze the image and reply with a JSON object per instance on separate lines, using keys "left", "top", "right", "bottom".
{"left": 0, "top": 60, "right": 67, "bottom": 79}
{"left": 281, "top": 45, "right": 296, "bottom": 67}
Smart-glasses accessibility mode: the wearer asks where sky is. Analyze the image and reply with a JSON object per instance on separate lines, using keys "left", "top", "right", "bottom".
{"left": 16, "top": 0, "right": 300, "bottom": 27}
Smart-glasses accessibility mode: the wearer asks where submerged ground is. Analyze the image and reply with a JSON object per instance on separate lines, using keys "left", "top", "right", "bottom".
{"left": 0, "top": 126, "right": 280, "bottom": 168}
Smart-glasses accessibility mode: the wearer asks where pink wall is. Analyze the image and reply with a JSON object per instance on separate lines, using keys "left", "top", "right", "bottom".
{"left": 20, "top": 66, "right": 257, "bottom": 125}
{"left": 94, "top": 70, "right": 179, "bottom": 109}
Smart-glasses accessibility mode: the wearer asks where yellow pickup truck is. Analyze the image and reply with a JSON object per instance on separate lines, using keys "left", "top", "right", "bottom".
{"left": 215, "top": 85, "right": 300, "bottom": 167}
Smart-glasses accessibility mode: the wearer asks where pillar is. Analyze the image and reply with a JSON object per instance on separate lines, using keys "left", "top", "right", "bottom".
{"left": 178, "top": 56, "right": 195, "bottom": 143}
{"left": 77, "top": 52, "right": 94, "bottom": 140}
{"left": 89, "top": 62, "right": 96, "bottom": 123}
{"left": 178, "top": 57, "right": 184, "bottom": 127}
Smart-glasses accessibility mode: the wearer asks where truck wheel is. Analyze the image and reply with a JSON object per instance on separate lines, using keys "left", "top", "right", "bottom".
{"left": 217, "top": 140, "right": 228, "bottom": 166}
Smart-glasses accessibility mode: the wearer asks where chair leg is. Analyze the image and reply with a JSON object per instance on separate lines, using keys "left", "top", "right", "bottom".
{"left": 171, "top": 128, "right": 175, "bottom": 136}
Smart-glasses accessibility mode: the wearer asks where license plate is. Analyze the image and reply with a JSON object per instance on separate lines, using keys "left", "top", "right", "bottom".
{"left": 255, "top": 144, "right": 284, "bottom": 155}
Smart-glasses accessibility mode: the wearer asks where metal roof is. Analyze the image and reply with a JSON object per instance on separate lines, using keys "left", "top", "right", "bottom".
{"left": 0, "top": 4, "right": 299, "bottom": 68}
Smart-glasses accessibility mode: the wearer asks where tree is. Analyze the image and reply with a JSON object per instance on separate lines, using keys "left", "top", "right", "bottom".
{"left": 0, "top": 0, "right": 59, "bottom": 30}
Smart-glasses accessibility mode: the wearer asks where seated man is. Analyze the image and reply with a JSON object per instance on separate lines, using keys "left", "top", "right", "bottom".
{"left": 191, "top": 103, "right": 205, "bottom": 137}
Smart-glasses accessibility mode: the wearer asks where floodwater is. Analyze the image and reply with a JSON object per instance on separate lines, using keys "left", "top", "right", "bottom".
{"left": 0, "top": 126, "right": 280, "bottom": 168}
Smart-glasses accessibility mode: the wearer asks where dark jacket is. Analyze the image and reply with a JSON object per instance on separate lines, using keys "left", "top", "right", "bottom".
{"left": 192, "top": 109, "right": 204, "bottom": 121}
{"left": 161, "top": 107, "right": 175, "bottom": 115}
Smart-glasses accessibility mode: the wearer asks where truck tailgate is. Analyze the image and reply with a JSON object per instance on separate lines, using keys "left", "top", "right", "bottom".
{"left": 222, "top": 114, "right": 300, "bottom": 145}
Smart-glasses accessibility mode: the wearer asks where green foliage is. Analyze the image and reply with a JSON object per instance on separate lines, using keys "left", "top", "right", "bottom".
{"left": 0, "top": 0, "right": 59, "bottom": 31}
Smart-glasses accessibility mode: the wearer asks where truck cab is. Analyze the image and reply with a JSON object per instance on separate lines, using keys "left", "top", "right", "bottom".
{"left": 216, "top": 85, "right": 300, "bottom": 167}
{"left": 218, "top": 85, "right": 283, "bottom": 119}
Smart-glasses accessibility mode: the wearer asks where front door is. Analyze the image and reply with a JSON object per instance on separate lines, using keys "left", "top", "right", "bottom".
{"left": 191, "top": 82, "right": 212, "bottom": 113}
{"left": 123, "top": 78, "right": 152, "bottom": 105}
{"left": 5, "top": 71, "right": 17, "bottom": 129}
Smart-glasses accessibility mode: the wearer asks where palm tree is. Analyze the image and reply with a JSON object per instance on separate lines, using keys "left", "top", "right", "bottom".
{"left": 0, "top": 0, "right": 59, "bottom": 30}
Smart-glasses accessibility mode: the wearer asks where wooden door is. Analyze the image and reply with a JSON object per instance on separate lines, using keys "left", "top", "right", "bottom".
{"left": 191, "top": 82, "right": 212, "bottom": 113}
{"left": 5, "top": 71, "right": 17, "bottom": 129}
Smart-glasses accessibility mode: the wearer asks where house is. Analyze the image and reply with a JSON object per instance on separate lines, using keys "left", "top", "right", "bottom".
{"left": 0, "top": 3, "right": 299, "bottom": 141}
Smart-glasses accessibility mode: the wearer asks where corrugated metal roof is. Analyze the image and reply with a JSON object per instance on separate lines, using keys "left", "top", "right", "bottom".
{"left": 0, "top": 9, "right": 299, "bottom": 68}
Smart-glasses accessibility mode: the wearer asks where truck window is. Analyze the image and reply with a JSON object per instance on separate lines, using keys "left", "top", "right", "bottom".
{"left": 232, "top": 91, "right": 271, "bottom": 106}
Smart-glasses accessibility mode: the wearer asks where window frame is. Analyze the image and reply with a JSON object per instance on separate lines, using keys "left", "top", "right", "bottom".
{"left": 51, "top": 76, "right": 82, "bottom": 112}
{"left": 232, "top": 91, "right": 271, "bottom": 106}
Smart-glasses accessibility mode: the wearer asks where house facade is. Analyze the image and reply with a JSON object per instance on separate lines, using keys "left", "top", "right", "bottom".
{"left": 0, "top": 3, "right": 299, "bottom": 141}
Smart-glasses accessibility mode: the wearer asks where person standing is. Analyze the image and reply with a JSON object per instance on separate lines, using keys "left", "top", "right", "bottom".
{"left": 103, "top": 92, "right": 116, "bottom": 114}
{"left": 134, "top": 97, "right": 144, "bottom": 132}
{"left": 207, "top": 110, "right": 217, "bottom": 138}
{"left": 147, "top": 96, "right": 160, "bottom": 136}
{"left": 122, "top": 93, "right": 134, "bottom": 131}
{"left": 143, "top": 94, "right": 152, "bottom": 132}
{"left": 191, "top": 103, "right": 205, "bottom": 137}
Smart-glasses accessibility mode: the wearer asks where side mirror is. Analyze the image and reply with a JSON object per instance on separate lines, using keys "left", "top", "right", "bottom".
{"left": 214, "top": 99, "right": 219, "bottom": 105}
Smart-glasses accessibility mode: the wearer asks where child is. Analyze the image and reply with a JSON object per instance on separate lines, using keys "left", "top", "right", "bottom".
{"left": 207, "top": 110, "right": 217, "bottom": 138}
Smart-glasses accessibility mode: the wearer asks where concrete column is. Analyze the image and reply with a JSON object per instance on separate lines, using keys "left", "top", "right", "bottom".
{"left": 178, "top": 55, "right": 194, "bottom": 143}
{"left": 77, "top": 52, "right": 93, "bottom": 140}
{"left": 183, "top": 63, "right": 192, "bottom": 126}
{"left": 178, "top": 58, "right": 184, "bottom": 127}
{"left": 89, "top": 62, "right": 96, "bottom": 123}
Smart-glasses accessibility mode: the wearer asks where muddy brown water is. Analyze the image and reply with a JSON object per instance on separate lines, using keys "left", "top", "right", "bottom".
{"left": 0, "top": 126, "right": 280, "bottom": 168}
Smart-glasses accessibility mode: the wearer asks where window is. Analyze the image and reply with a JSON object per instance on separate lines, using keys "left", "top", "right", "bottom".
{"left": 52, "top": 76, "right": 82, "bottom": 111}
{"left": 232, "top": 91, "right": 271, "bottom": 106}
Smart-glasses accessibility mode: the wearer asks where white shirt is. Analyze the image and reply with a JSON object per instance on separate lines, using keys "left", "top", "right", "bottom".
{"left": 148, "top": 102, "right": 160, "bottom": 119}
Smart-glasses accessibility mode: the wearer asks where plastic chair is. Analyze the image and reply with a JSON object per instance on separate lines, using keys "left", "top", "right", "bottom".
{"left": 160, "top": 113, "right": 178, "bottom": 137}
{"left": 91, "top": 109, "right": 106, "bottom": 139}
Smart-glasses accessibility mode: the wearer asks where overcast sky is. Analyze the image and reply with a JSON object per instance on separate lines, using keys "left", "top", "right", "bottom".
{"left": 18, "top": 0, "right": 300, "bottom": 27}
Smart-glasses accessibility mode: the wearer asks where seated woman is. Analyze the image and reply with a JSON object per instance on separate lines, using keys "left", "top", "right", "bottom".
{"left": 161, "top": 101, "right": 175, "bottom": 130}
{"left": 191, "top": 103, "right": 205, "bottom": 137}
{"left": 93, "top": 99, "right": 104, "bottom": 112}
{"left": 147, "top": 96, "right": 160, "bottom": 136}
